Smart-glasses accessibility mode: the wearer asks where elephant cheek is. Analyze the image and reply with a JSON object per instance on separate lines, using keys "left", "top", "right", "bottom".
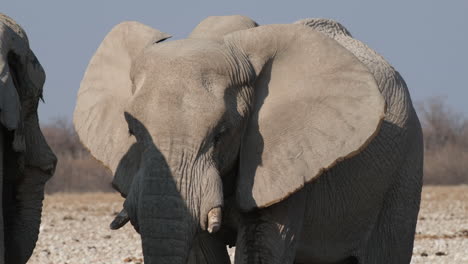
{"left": 4, "top": 167, "right": 49, "bottom": 264}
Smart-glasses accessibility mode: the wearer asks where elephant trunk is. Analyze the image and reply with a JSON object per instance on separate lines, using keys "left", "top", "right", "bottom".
{"left": 124, "top": 150, "right": 196, "bottom": 264}
{"left": 3, "top": 166, "right": 51, "bottom": 263}
{"left": 139, "top": 178, "right": 193, "bottom": 264}
{"left": 123, "top": 146, "right": 224, "bottom": 264}
{"left": 3, "top": 115, "right": 56, "bottom": 264}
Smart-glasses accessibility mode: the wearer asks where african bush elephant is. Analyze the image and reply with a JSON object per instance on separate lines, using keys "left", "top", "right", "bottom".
{"left": 74, "top": 15, "right": 423, "bottom": 264}
{"left": 0, "top": 13, "right": 57, "bottom": 264}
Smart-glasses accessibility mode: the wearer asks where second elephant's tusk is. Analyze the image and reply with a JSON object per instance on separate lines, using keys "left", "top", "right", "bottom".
{"left": 207, "top": 207, "right": 222, "bottom": 233}
{"left": 110, "top": 208, "right": 130, "bottom": 230}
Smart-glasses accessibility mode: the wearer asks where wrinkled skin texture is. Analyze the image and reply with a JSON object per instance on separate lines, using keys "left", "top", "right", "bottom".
{"left": 74, "top": 15, "right": 422, "bottom": 264}
{"left": 0, "top": 14, "right": 57, "bottom": 264}
{"left": 288, "top": 18, "right": 423, "bottom": 264}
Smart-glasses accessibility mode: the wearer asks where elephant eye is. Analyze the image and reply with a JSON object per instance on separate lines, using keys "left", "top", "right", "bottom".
{"left": 213, "top": 126, "right": 227, "bottom": 146}
{"left": 213, "top": 133, "right": 222, "bottom": 145}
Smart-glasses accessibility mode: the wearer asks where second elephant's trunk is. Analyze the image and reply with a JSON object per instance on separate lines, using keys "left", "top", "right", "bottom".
{"left": 2, "top": 115, "right": 56, "bottom": 264}
{"left": 3, "top": 167, "right": 50, "bottom": 263}
{"left": 122, "top": 144, "right": 225, "bottom": 263}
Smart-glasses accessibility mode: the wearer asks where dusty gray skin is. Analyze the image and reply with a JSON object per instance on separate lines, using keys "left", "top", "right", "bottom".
{"left": 292, "top": 19, "right": 423, "bottom": 264}
{"left": 74, "top": 15, "right": 422, "bottom": 264}
{"left": 0, "top": 13, "right": 57, "bottom": 264}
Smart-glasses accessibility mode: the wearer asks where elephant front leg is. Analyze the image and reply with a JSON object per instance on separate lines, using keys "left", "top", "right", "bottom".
{"left": 235, "top": 189, "right": 306, "bottom": 264}
{"left": 188, "top": 232, "right": 231, "bottom": 264}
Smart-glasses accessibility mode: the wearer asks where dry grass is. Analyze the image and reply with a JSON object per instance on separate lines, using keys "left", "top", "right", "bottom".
{"left": 28, "top": 186, "right": 468, "bottom": 263}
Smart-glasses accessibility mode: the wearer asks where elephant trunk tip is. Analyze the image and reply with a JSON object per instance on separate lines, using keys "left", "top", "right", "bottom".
{"left": 110, "top": 208, "right": 130, "bottom": 230}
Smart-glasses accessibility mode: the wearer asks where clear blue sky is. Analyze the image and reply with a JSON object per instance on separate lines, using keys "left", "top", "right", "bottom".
{"left": 3, "top": 1, "right": 467, "bottom": 123}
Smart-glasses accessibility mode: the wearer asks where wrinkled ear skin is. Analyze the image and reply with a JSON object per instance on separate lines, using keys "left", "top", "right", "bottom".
{"left": 0, "top": 14, "right": 57, "bottom": 264}
{"left": 225, "top": 25, "right": 385, "bottom": 211}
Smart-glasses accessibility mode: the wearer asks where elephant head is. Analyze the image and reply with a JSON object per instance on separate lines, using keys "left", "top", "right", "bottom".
{"left": 74, "top": 16, "right": 384, "bottom": 263}
{"left": 0, "top": 13, "right": 57, "bottom": 264}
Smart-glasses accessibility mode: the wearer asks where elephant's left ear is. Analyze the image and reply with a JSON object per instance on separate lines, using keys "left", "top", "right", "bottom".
{"left": 225, "top": 25, "right": 386, "bottom": 211}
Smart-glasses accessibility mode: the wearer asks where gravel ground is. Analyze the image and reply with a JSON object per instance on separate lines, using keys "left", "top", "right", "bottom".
{"left": 411, "top": 186, "right": 468, "bottom": 263}
{"left": 28, "top": 186, "right": 467, "bottom": 264}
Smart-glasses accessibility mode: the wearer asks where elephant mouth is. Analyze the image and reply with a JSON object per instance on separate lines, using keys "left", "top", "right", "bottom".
{"left": 110, "top": 206, "right": 222, "bottom": 234}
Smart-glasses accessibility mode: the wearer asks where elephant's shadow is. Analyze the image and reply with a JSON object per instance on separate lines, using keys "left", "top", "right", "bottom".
{"left": 111, "top": 113, "right": 231, "bottom": 263}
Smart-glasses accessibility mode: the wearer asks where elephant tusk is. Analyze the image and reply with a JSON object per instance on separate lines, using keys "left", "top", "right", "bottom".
{"left": 110, "top": 208, "right": 130, "bottom": 230}
{"left": 207, "top": 207, "right": 222, "bottom": 233}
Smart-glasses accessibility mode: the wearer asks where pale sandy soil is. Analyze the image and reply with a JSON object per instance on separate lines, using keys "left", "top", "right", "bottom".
{"left": 28, "top": 186, "right": 467, "bottom": 264}
{"left": 411, "top": 186, "right": 468, "bottom": 263}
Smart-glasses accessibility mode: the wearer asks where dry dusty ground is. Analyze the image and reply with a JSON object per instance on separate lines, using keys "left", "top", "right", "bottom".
{"left": 29, "top": 186, "right": 467, "bottom": 264}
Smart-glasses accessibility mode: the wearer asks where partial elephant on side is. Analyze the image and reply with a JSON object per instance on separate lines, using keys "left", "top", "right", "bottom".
{"left": 0, "top": 13, "right": 57, "bottom": 264}
{"left": 74, "top": 15, "right": 423, "bottom": 264}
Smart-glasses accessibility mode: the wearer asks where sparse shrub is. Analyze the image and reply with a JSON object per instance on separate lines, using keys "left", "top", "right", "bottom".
{"left": 41, "top": 118, "right": 114, "bottom": 193}
{"left": 419, "top": 97, "right": 468, "bottom": 184}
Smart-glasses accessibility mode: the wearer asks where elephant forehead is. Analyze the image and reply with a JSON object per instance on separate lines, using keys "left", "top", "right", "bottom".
{"left": 134, "top": 39, "right": 233, "bottom": 78}
{"left": 125, "top": 78, "right": 226, "bottom": 139}
{"left": 130, "top": 65, "right": 227, "bottom": 112}
{"left": 128, "top": 40, "right": 232, "bottom": 111}
{"left": 124, "top": 39, "right": 232, "bottom": 138}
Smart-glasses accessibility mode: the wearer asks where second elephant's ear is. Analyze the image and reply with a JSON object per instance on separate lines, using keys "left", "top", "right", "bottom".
{"left": 0, "top": 61, "right": 21, "bottom": 131}
{"left": 73, "top": 21, "right": 171, "bottom": 196}
{"left": 225, "top": 25, "right": 385, "bottom": 211}
{"left": 0, "top": 20, "right": 22, "bottom": 131}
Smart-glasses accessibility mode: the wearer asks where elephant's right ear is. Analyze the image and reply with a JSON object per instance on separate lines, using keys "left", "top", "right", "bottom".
{"left": 74, "top": 21, "right": 170, "bottom": 195}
